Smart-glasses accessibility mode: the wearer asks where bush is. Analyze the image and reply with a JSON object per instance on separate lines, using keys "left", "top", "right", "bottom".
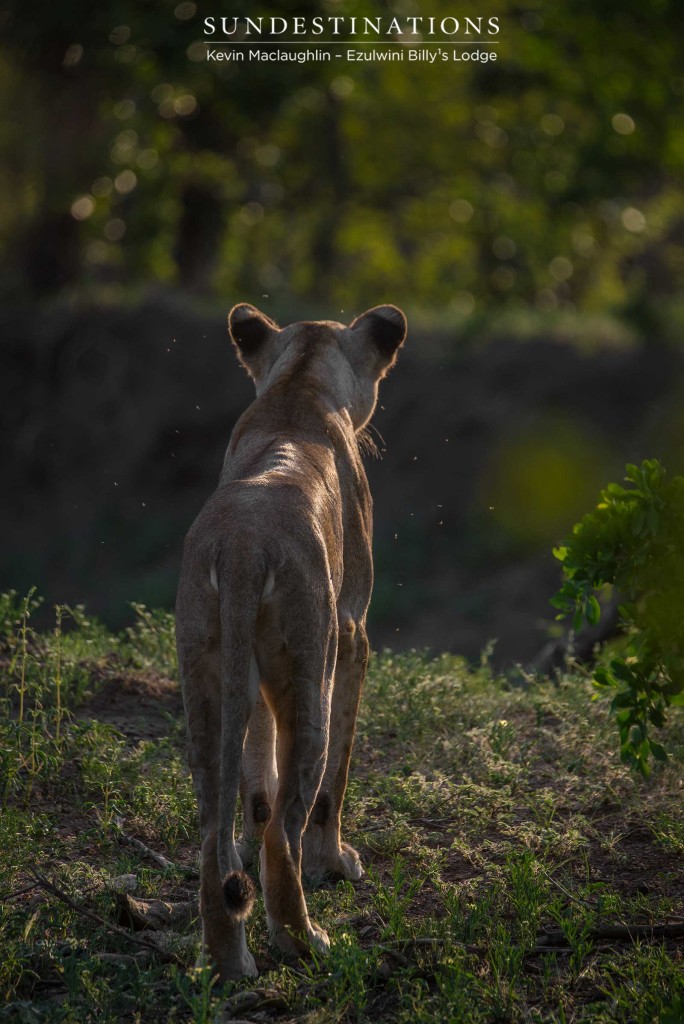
{"left": 552, "top": 459, "right": 684, "bottom": 774}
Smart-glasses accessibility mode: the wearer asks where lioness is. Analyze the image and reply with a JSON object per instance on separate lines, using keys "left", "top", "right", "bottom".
{"left": 176, "top": 302, "right": 407, "bottom": 980}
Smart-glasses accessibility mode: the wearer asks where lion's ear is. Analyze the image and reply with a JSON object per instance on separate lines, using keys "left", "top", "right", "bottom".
{"left": 350, "top": 304, "right": 407, "bottom": 376}
{"left": 228, "top": 304, "right": 280, "bottom": 379}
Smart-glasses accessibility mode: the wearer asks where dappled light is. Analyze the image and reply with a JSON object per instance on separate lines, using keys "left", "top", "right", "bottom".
{"left": 0, "top": 1, "right": 683, "bottom": 317}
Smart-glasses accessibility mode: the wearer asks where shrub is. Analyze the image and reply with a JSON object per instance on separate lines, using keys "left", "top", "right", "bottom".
{"left": 552, "top": 459, "right": 684, "bottom": 774}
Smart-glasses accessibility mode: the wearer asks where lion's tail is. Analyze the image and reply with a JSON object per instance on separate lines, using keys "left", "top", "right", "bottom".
{"left": 215, "top": 542, "right": 266, "bottom": 922}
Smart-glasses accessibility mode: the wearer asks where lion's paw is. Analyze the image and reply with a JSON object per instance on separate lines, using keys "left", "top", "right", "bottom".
{"left": 229, "top": 949, "right": 258, "bottom": 980}
{"left": 269, "top": 919, "right": 330, "bottom": 959}
{"left": 307, "top": 922, "right": 330, "bottom": 955}
{"left": 196, "top": 947, "right": 258, "bottom": 981}
{"left": 338, "top": 842, "right": 364, "bottom": 881}
{"left": 303, "top": 841, "right": 364, "bottom": 884}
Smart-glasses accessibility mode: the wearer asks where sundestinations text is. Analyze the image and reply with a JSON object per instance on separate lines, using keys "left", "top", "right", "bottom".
{"left": 203, "top": 15, "right": 500, "bottom": 37}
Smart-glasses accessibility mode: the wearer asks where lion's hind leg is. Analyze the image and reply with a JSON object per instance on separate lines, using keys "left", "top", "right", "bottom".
{"left": 303, "top": 617, "right": 368, "bottom": 883}
{"left": 178, "top": 544, "right": 264, "bottom": 982}
{"left": 238, "top": 691, "right": 278, "bottom": 868}
{"left": 179, "top": 633, "right": 258, "bottom": 981}
{"left": 259, "top": 606, "right": 337, "bottom": 958}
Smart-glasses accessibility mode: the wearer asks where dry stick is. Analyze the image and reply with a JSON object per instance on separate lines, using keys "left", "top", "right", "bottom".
{"left": 0, "top": 881, "right": 41, "bottom": 901}
{"left": 540, "top": 868, "right": 684, "bottom": 933}
{"left": 541, "top": 869, "right": 595, "bottom": 911}
{"left": 537, "top": 922, "right": 684, "bottom": 947}
{"left": 118, "top": 832, "right": 199, "bottom": 878}
{"left": 379, "top": 922, "right": 684, "bottom": 960}
{"left": 27, "top": 869, "right": 185, "bottom": 966}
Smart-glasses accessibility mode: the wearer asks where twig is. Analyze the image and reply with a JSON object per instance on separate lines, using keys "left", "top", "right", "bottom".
{"left": 27, "top": 869, "right": 185, "bottom": 965}
{"left": 374, "top": 923, "right": 684, "bottom": 961}
{"left": 541, "top": 869, "right": 595, "bottom": 911}
{"left": 118, "top": 832, "right": 199, "bottom": 878}
{"left": 379, "top": 936, "right": 482, "bottom": 955}
{"left": 537, "top": 922, "right": 684, "bottom": 946}
{"left": 0, "top": 881, "right": 41, "bottom": 901}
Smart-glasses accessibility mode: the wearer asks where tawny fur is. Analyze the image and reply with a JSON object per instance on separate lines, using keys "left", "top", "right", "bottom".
{"left": 176, "top": 303, "right": 406, "bottom": 981}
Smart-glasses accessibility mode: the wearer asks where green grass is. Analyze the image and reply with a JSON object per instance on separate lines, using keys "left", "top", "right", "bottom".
{"left": 1, "top": 592, "right": 683, "bottom": 1023}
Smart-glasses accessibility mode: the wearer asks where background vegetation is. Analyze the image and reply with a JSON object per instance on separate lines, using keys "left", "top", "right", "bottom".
{"left": 2, "top": 0, "right": 684, "bottom": 323}
{"left": 2, "top": 0, "right": 684, "bottom": 655}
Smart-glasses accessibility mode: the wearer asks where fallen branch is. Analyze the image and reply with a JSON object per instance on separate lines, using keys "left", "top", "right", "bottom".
{"left": 27, "top": 869, "right": 185, "bottom": 965}
{"left": 116, "top": 892, "right": 198, "bottom": 932}
{"left": 94, "top": 951, "right": 142, "bottom": 965}
{"left": 0, "top": 881, "right": 41, "bottom": 901}
{"left": 219, "top": 989, "right": 288, "bottom": 1019}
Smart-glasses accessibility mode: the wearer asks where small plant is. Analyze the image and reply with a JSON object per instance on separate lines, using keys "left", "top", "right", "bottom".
{"left": 53, "top": 605, "right": 64, "bottom": 749}
{"left": 368, "top": 857, "right": 423, "bottom": 941}
{"left": 123, "top": 603, "right": 177, "bottom": 673}
{"left": 552, "top": 459, "right": 684, "bottom": 774}
{"left": 328, "top": 931, "right": 371, "bottom": 1022}
{"left": 435, "top": 951, "right": 477, "bottom": 1020}
{"left": 8, "top": 588, "right": 40, "bottom": 724}
{"left": 506, "top": 851, "right": 546, "bottom": 945}
{"left": 173, "top": 961, "right": 219, "bottom": 1024}
{"left": 80, "top": 729, "right": 127, "bottom": 833}
{"left": 548, "top": 901, "right": 594, "bottom": 981}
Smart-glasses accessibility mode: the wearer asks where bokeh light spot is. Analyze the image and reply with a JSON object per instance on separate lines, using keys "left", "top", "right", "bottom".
{"left": 104, "top": 219, "right": 126, "bottom": 241}
{"left": 493, "top": 236, "right": 516, "bottom": 260}
{"left": 175, "top": 2, "right": 197, "bottom": 20}
{"left": 71, "top": 196, "right": 95, "bottom": 221}
{"left": 612, "top": 112, "right": 635, "bottom": 135}
{"left": 449, "top": 199, "right": 474, "bottom": 223}
{"left": 114, "top": 170, "right": 137, "bottom": 194}
{"left": 549, "top": 256, "right": 573, "bottom": 282}
{"left": 622, "top": 207, "right": 646, "bottom": 232}
{"left": 541, "top": 113, "right": 564, "bottom": 135}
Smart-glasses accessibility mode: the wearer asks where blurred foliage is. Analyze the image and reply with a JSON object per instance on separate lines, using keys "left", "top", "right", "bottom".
{"left": 552, "top": 460, "right": 684, "bottom": 775}
{"left": 1, "top": 0, "right": 684, "bottom": 326}
{"left": 483, "top": 416, "right": 611, "bottom": 545}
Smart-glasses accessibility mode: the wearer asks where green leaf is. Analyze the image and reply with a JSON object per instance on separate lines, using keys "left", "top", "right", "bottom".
{"left": 594, "top": 666, "right": 613, "bottom": 688}
{"left": 631, "top": 507, "right": 646, "bottom": 535}
{"left": 586, "top": 595, "right": 601, "bottom": 626}
{"left": 649, "top": 740, "right": 668, "bottom": 762}
{"left": 611, "top": 692, "right": 634, "bottom": 710}
{"left": 610, "top": 660, "right": 634, "bottom": 684}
